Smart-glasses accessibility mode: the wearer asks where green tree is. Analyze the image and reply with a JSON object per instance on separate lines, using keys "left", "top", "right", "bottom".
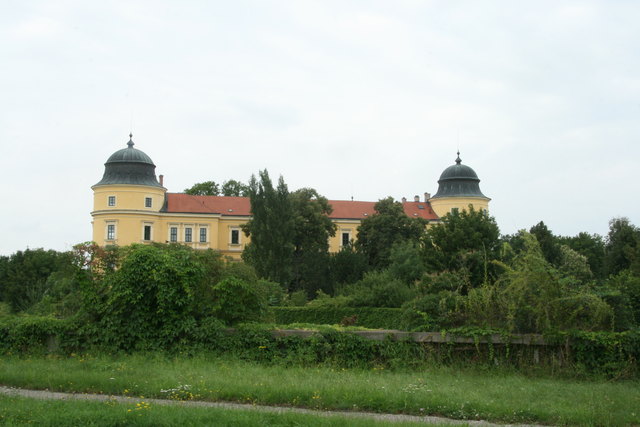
{"left": 559, "top": 232, "right": 606, "bottom": 280}
{"left": 356, "top": 197, "right": 426, "bottom": 269}
{"left": 605, "top": 271, "right": 640, "bottom": 329}
{"left": 605, "top": 217, "right": 640, "bottom": 276}
{"left": 0, "top": 248, "right": 74, "bottom": 312}
{"left": 184, "top": 181, "right": 220, "bottom": 196}
{"left": 92, "top": 244, "right": 207, "bottom": 350}
{"left": 289, "top": 188, "right": 336, "bottom": 295}
{"left": 221, "top": 179, "right": 249, "bottom": 197}
{"left": 480, "top": 232, "right": 612, "bottom": 333}
{"left": 242, "top": 170, "right": 295, "bottom": 286}
{"left": 529, "top": 221, "right": 562, "bottom": 266}
{"left": 557, "top": 244, "right": 593, "bottom": 285}
{"left": 388, "top": 241, "right": 425, "bottom": 284}
{"left": 329, "top": 246, "right": 369, "bottom": 288}
{"left": 422, "top": 206, "right": 500, "bottom": 288}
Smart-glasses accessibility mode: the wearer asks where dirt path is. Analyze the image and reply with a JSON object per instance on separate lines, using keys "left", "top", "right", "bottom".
{"left": 0, "top": 386, "right": 544, "bottom": 426}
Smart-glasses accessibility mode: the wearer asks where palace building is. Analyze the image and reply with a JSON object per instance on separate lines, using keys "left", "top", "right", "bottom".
{"left": 91, "top": 135, "right": 490, "bottom": 259}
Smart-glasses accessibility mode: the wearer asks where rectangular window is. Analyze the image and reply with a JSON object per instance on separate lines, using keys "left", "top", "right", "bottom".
{"left": 107, "top": 224, "right": 115, "bottom": 240}
{"left": 185, "top": 227, "right": 192, "bottom": 243}
{"left": 199, "top": 227, "right": 207, "bottom": 243}
{"left": 170, "top": 227, "right": 178, "bottom": 242}
{"left": 108, "top": 196, "right": 116, "bottom": 207}
{"left": 145, "top": 197, "right": 152, "bottom": 208}
{"left": 341, "top": 232, "right": 351, "bottom": 247}
{"left": 143, "top": 225, "right": 151, "bottom": 241}
{"left": 230, "top": 229, "right": 240, "bottom": 245}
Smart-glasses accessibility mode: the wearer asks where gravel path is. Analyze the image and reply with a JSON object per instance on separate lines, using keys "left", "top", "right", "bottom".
{"left": 0, "top": 386, "right": 545, "bottom": 426}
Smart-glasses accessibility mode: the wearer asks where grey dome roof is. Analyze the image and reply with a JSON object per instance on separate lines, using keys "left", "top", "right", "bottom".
{"left": 431, "top": 153, "right": 488, "bottom": 199}
{"left": 94, "top": 135, "right": 162, "bottom": 187}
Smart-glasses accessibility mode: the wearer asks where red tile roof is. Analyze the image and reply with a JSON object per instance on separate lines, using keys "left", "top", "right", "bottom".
{"left": 165, "top": 193, "right": 251, "bottom": 215}
{"left": 164, "top": 193, "right": 439, "bottom": 220}
{"left": 401, "top": 201, "right": 439, "bottom": 220}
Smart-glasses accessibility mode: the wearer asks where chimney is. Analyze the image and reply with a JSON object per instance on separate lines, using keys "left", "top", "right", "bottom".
{"left": 401, "top": 197, "right": 407, "bottom": 203}
{"left": 424, "top": 192, "right": 430, "bottom": 201}
{"left": 159, "top": 174, "right": 164, "bottom": 186}
{"left": 414, "top": 195, "right": 420, "bottom": 202}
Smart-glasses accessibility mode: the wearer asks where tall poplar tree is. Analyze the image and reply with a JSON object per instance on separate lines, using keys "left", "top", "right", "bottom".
{"left": 241, "top": 170, "right": 294, "bottom": 285}
{"left": 290, "top": 188, "right": 336, "bottom": 295}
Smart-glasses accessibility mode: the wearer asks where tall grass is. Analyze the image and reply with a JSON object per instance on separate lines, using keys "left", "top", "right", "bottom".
{"left": 0, "top": 395, "right": 437, "bottom": 426}
{"left": 0, "top": 353, "right": 638, "bottom": 425}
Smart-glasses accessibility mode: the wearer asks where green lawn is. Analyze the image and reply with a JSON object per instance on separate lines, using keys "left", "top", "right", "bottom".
{"left": 0, "top": 395, "right": 442, "bottom": 426}
{"left": 0, "top": 353, "right": 638, "bottom": 425}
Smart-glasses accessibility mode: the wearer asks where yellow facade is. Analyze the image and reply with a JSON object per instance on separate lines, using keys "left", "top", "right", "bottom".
{"left": 329, "top": 220, "right": 360, "bottom": 253}
{"left": 91, "top": 139, "right": 490, "bottom": 258}
{"left": 92, "top": 185, "right": 251, "bottom": 259}
{"left": 429, "top": 196, "right": 490, "bottom": 218}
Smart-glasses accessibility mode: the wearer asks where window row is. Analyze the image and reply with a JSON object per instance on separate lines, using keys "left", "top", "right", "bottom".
{"left": 105, "top": 223, "right": 244, "bottom": 246}
{"left": 105, "top": 223, "right": 351, "bottom": 248}
{"left": 106, "top": 196, "right": 154, "bottom": 208}
{"left": 169, "top": 226, "right": 207, "bottom": 243}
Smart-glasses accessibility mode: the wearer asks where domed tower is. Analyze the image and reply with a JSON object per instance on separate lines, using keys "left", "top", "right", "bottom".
{"left": 429, "top": 152, "right": 490, "bottom": 218}
{"left": 91, "top": 134, "right": 166, "bottom": 245}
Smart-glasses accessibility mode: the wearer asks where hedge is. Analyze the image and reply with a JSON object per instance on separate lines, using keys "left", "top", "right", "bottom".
{"left": 272, "top": 307, "right": 406, "bottom": 329}
{"left": 0, "top": 315, "right": 638, "bottom": 378}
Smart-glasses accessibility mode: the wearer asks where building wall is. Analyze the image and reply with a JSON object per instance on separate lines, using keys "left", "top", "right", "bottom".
{"left": 91, "top": 211, "right": 163, "bottom": 247}
{"left": 92, "top": 184, "right": 252, "bottom": 259}
{"left": 429, "top": 196, "right": 490, "bottom": 218}
{"left": 92, "top": 186, "right": 490, "bottom": 258}
{"left": 92, "top": 184, "right": 166, "bottom": 212}
{"left": 329, "top": 220, "right": 361, "bottom": 252}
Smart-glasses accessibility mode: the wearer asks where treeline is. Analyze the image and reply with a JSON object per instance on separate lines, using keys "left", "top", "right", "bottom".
{"left": 0, "top": 170, "right": 639, "bottom": 340}
{"left": 237, "top": 170, "right": 640, "bottom": 334}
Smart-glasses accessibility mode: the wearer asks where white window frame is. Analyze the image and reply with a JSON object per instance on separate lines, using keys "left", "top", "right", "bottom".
{"left": 108, "top": 196, "right": 116, "bottom": 207}
{"left": 229, "top": 227, "right": 241, "bottom": 245}
{"left": 199, "top": 226, "right": 208, "bottom": 243}
{"left": 169, "top": 225, "right": 178, "bottom": 243}
{"left": 340, "top": 229, "right": 352, "bottom": 248}
{"left": 145, "top": 197, "right": 152, "bottom": 208}
{"left": 142, "top": 222, "right": 153, "bottom": 241}
{"left": 184, "top": 226, "right": 193, "bottom": 243}
{"left": 105, "top": 221, "right": 117, "bottom": 241}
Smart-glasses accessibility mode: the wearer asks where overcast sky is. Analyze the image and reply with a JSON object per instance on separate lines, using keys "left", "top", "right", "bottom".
{"left": 1, "top": 1, "right": 639, "bottom": 255}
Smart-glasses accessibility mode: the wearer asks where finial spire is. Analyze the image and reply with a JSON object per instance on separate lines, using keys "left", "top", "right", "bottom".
{"left": 127, "top": 133, "right": 134, "bottom": 148}
{"left": 455, "top": 151, "right": 461, "bottom": 165}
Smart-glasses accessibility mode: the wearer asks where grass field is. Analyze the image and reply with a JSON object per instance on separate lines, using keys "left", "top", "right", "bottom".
{"left": 0, "top": 394, "right": 443, "bottom": 426}
{"left": 0, "top": 353, "right": 638, "bottom": 425}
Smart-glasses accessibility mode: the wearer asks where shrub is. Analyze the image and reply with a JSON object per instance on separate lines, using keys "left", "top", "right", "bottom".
{"left": 400, "top": 291, "right": 464, "bottom": 331}
{"left": 484, "top": 232, "right": 614, "bottom": 333}
{"left": 287, "top": 290, "right": 308, "bottom": 306}
{"left": 418, "top": 270, "right": 470, "bottom": 294}
{"left": 256, "top": 279, "right": 286, "bottom": 306}
{"left": 221, "top": 261, "right": 258, "bottom": 283}
{"left": 211, "top": 277, "right": 268, "bottom": 325}
{"left": 306, "top": 291, "right": 352, "bottom": 308}
{"left": 342, "top": 271, "right": 415, "bottom": 308}
{"left": 87, "top": 244, "right": 206, "bottom": 351}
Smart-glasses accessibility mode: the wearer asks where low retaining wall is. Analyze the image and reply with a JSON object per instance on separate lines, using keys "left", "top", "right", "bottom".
{"left": 270, "top": 329, "right": 548, "bottom": 345}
